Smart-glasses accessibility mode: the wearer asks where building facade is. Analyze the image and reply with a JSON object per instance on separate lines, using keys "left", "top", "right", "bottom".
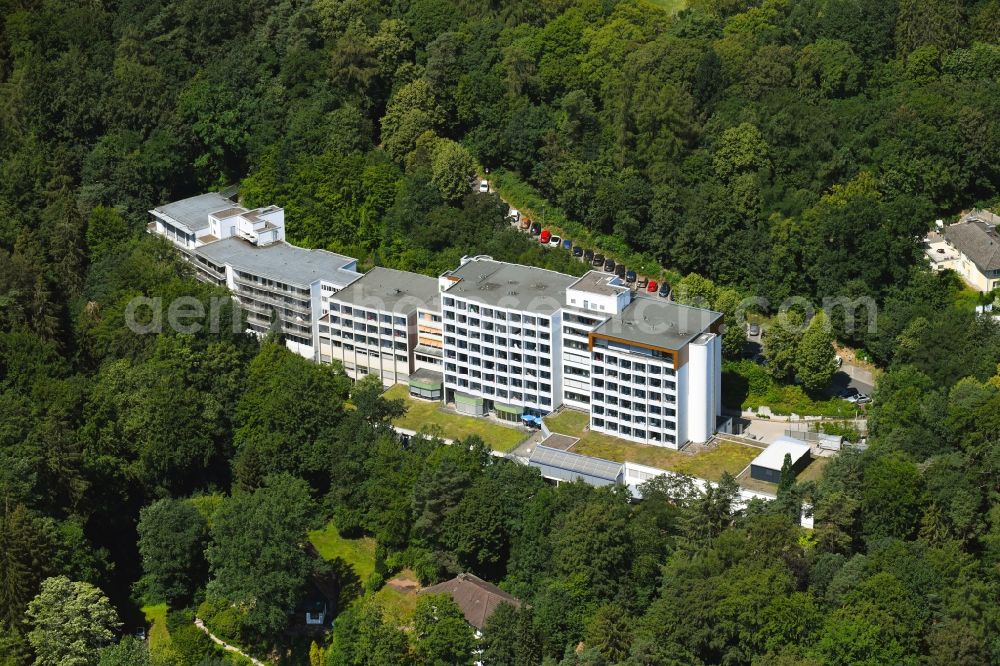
{"left": 149, "top": 192, "right": 359, "bottom": 358}
{"left": 438, "top": 257, "right": 575, "bottom": 422}
{"left": 317, "top": 267, "right": 440, "bottom": 389}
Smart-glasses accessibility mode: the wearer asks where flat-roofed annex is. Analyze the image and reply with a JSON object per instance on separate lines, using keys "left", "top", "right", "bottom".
{"left": 442, "top": 258, "right": 579, "bottom": 315}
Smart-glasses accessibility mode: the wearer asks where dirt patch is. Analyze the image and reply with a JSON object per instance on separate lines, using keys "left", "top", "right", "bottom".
{"left": 386, "top": 574, "right": 420, "bottom": 592}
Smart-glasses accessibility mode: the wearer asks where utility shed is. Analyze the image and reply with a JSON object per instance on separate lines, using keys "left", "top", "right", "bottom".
{"left": 528, "top": 445, "right": 623, "bottom": 487}
{"left": 750, "top": 438, "right": 811, "bottom": 484}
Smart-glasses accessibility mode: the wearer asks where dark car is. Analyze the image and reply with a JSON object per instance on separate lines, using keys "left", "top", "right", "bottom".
{"left": 625, "top": 270, "right": 636, "bottom": 283}
{"left": 838, "top": 387, "right": 859, "bottom": 400}
{"left": 614, "top": 264, "right": 626, "bottom": 278}
{"left": 562, "top": 238, "right": 572, "bottom": 250}
{"left": 593, "top": 253, "right": 605, "bottom": 267}
{"left": 584, "top": 249, "right": 594, "bottom": 262}
{"left": 658, "top": 282, "right": 669, "bottom": 298}
{"left": 573, "top": 245, "right": 584, "bottom": 257}
{"left": 530, "top": 222, "right": 541, "bottom": 236}
{"left": 604, "top": 258, "right": 616, "bottom": 272}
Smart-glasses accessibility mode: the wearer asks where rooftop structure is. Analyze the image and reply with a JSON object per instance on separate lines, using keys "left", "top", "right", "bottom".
{"left": 420, "top": 573, "right": 522, "bottom": 631}
{"left": 527, "top": 445, "right": 623, "bottom": 486}
{"left": 440, "top": 256, "right": 578, "bottom": 315}
{"left": 196, "top": 237, "right": 359, "bottom": 289}
{"left": 568, "top": 271, "right": 631, "bottom": 298}
{"left": 591, "top": 296, "right": 724, "bottom": 352}
{"left": 151, "top": 192, "right": 235, "bottom": 234}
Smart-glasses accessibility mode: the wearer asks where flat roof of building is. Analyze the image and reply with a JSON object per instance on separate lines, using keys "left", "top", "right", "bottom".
{"left": 591, "top": 296, "right": 722, "bottom": 351}
{"left": 443, "top": 258, "right": 578, "bottom": 315}
{"left": 332, "top": 267, "right": 440, "bottom": 314}
{"left": 568, "top": 271, "right": 630, "bottom": 297}
{"left": 196, "top": 238, "right": 359, "bottom": 288}
{"left": 750, "top": 437, "right": 811, "bottom": 471}
{"left": 528, "top": 445, "right": 623, "bottom": 482}
{"left": 151, "top": 192, "right": 236, "bottom": 233}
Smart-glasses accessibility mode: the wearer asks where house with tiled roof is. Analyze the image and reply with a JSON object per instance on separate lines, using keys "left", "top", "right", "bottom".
{"left": 419, "top": 573, "right": 522, "bottom": 632}
{"left": 943, "top": 210, "right": 1000, "bottom": 292}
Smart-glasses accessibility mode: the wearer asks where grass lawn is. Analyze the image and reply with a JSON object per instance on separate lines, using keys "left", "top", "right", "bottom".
{"left": 544, "top": 409, "right": 760, "bottom": 482}
{"left": 374, "top": 570, "right": 420, "bottom": 626}
{"left": 384, "top": 384, "right": 529, "bottom": 452}
{"left": 310, "top": 521, "right": 421, "bottom": 627}
{"left": 643, "top": 0, "right": 686, "bottom": 12}
{"left": 142, "top": 603, "right": 173, "bottom": 658}
{"left": 308, "top": 521, "right": 377, "bottom": 582}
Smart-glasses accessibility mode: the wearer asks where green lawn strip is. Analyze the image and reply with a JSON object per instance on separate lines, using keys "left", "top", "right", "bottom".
{"left": 384, "top": 384, "right": 528, "bottom": 452}
{"left": 308, "top": 521, "right": 377, "bottom": 582}
{"left": 543, "top": 409, "right": 759, "bottom": 482}
{"left": 490, "top": 169, "right": 683, "bottom": 286}
{"left": 142, "top": 603, "right": 173, "bottom": 657}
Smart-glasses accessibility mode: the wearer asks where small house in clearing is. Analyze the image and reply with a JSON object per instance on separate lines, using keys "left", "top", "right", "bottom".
{"left": 419, "top": 573, "right": 522, "bottom": 632}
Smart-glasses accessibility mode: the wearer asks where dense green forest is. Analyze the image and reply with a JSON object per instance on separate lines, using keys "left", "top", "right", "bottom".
{"left": 2, "top": 0, "right": 1000, "bottom": 664}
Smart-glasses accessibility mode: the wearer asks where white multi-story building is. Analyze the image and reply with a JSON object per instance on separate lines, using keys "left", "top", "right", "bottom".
{"left": 588, "top": 298, "right": 722, "bottom": 447}
{"left": 150, "top": 194, "right": 724, "bottom": 447}
{"left": 317, "top": 267, "right": 441, "bottom": 392}
{"left": 148, "top": 192, "right": 360, "bottom": 358}
{"left": 437, "top": 257, "right": 577, "bottom": 422}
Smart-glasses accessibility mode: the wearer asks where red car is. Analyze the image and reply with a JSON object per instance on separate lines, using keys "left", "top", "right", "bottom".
{"left": 647, "top": 280, "right": 658, "bottom": 293}
{"left": 539, "top": 229, "right": 551, "bottom": 244}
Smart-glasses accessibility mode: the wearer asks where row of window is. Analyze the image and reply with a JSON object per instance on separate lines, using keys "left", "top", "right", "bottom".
{"left": 234, "top": 270, "right": 309, "bottom": 297}
{"left": 592, "top": 395, "right": 676, "bottom": 412}
{"left": 446, "top": 349, "right": 551, "bottom": 368}
{"left": 329, "top": 303, "right": 408, "bottom": 326}
{"left": 445, "top": 376, "right": 553, "bottom": 406}
{"left": 591, "top": 419, "right": 676, "bottom": 444}
{"left": 327, "top": 339, "right": 407, "bottom": 362}
{"left": 442, "top": 299, "right": 550, "bottom": 328}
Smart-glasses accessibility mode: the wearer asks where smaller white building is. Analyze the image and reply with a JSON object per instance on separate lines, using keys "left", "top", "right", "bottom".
{"left": 749, "top": 437, "right": 812, "bottom": 484}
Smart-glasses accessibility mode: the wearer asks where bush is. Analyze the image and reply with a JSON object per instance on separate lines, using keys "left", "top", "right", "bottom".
{"left": 365, "top": 571, "right": 386, "bottom": 595}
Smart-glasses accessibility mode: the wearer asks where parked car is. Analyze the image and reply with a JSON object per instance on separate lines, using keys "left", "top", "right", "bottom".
{"left": 625, "top": 270, "right": 636, "bottom": 283}
{"left": 835, "top": 355, "right": 844, "bottom": 368}
{"left": 647, "top": 280, "right": 658, "bottom": 293}
{"left": 614, "top": 264, "right": 626, "bottom": 278}
{"left": 593, "top": 253, "right": 605, "bottom": 267}
{"left": 604, "top": 258, "right": 616, "bottom": 272}
{"left": 658, "top": 282, "right": 669, "bottom": 298}
{"left": 855, "top": 394, "right": 873, "bottom": 405}
{"left": 530, "top": 222, "right": 541, "bottom": 236}
{"left": 748, "top": 323, "right": 761, "bottom": 337}
{"left": 636, "top": 276, "right": 648, "bottom": 289}
{"left": 549, "top": 235, "right": 561, "bottom": 247}
{"left": 584, "top": 249, "right": 594, "bottom": 262}
{"left": 839, "top": 387, "right": 859, "bottom": 400}
{"left": 562, "top": 238, "right": 572, "bottom": 250}
{"left": 479, "top": 180, "right": 489, "bottom": 193}
{"left": 573, "top": 245, "right": 584, "bottom": 257}
{"left": 507, "top": 208, "right": 520, "bottom": 223}
{"left": 539, "top": 229, "right": 551, "bottom": 244}
{"left": 519, "top": 217, "right": 531, "bottom": 231}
